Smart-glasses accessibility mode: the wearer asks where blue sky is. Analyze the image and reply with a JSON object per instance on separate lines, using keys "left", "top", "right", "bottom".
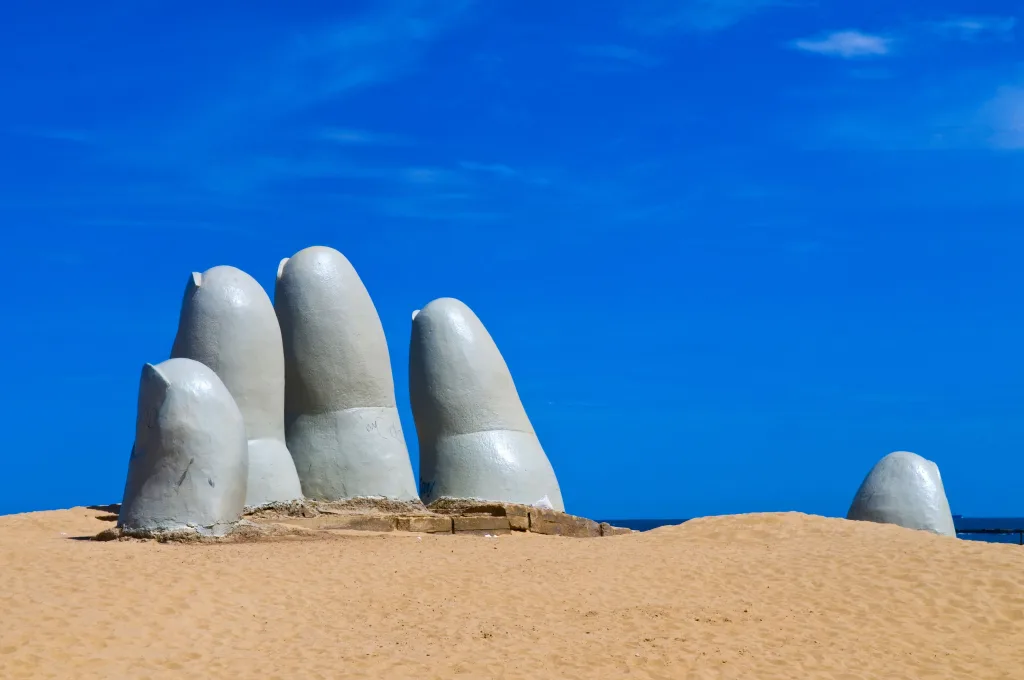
{"left": 2, "top": 0, "right": 1022, "bottom": 518}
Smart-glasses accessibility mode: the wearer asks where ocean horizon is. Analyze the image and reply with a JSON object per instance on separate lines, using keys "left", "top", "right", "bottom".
{"left": 599, "top": 516, "right": 1024, "bottom": 545}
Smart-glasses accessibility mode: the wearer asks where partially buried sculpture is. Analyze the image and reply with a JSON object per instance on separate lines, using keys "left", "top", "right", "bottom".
{"left": 410, "top": 297, "right": 564, "bottom": 510}
{"left": 847, "top": 450, "right": 956, "bottom": 537}
{"left": 118, "top": 358, "right": 248, "bottom": 536}
{"left": 274, "top": 246, "right": 418, "bottom": 501}
{"left": 170, "top": 266, "right": 303, "bottom": 506}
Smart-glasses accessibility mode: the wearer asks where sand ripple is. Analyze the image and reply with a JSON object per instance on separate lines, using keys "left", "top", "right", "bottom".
{"left": 1, "top": 508, "right": 1021, "bottom": 679}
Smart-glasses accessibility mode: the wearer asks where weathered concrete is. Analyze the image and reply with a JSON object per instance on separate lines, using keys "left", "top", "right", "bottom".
{"left": 118, "top": 358, "right": 248, "bottom": 536}
{"left": 281, "top": 515, "right": 398, "bottom": 532}
{"left": 599, "top": 522, "right": 633, "bottom": 537}
{"left": 275, "top": 246, "right": 418, "bottom": 501}
{"left": 170, "top": 266, "right": 302, "bottom": 506}
{"left": 395, "top": 516, "right": 453, "bottom": 533}
{"left": 244, "top": 497, "right": 429, "bottom": 521}
{"left": 426, "top": 498, "right": 530, "bottom": 530}
{"left": 436, "top": 501, "right": 609, "bottom": 537}
{"left": 409, "top": 298, "right": 564, "bottom": 511}
{"left": 233, "top": 496, "right": 625, "bottom": 538}
{"left": 508, "top": 513, "right": 530, "bottom": 531}
{"left": 453, "top": 516, "right": 512, "bottom": 534}
{"left": 847, "top": 451, "right": 957, "bottom": 537}
{"left": 530, "top": 507, "right": 602, "bottom": 537}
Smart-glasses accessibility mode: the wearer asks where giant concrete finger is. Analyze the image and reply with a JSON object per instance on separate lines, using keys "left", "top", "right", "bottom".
{"left": 847, "top": 450, "right": 956, "bottom": 537}
{"left": 410, "top": 297, "right": 564, "bottom": 510}
{"left": 170, "top": 266, "right": 302, "bottom": 506}
{"left": 275, "top": 246, "right": 417, "bottom": 501}
{"left": 118, "top": 358, "right": 248, "bottom": 536}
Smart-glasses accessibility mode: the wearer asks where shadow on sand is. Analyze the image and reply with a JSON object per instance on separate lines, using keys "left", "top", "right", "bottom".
{"left": 62, "top": 504, "right": 123, "bottom": 540}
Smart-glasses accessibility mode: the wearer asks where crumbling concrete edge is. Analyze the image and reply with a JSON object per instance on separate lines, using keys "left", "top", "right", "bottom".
{"left": 93, "top": 498, "right": 632, "bottom": 541}
{"left": 94, "top": 519, "right": 253, "bottom": 543}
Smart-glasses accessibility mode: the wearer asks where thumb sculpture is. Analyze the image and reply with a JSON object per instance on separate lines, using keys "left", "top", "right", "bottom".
{"left": 409, "top": 297, "right": 564, "bottom": 511}
{"left": 170, "top": 266, "right": 303, "bottom": 507}
{"left": 274, "top": 246, "right": 418, "bottom": 501}
{"left": 118, "top": 358, "right": 248, "bottom": 536}
{"left": 846, "top": 450, "right": 956, "bottom": 537}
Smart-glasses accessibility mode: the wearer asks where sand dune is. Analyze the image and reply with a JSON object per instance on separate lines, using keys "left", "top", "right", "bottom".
{"left": 1, "top": 508, "right": 1021, "bottom": 679}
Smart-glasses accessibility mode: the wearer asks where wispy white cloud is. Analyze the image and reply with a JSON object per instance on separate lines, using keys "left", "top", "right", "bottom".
{"left": 786, "top": 17, "right": 1019, "bottom": 155}
{"left": 195, "top": 154, "right": 546, "bottom": 202}
{"left": 9, "top": 127, "right": 95, "bottom": 145}
{"left": 22, "top": 0, "right": 496, "bottom": 227}
{"left": 980, "top": 85, "right": 1024, "bottom": 149}
{"left": 375, "top": 199, "right": 505, "bottom": 222}
{"left": 458, "top": 160, "right": 558, "bottom": 187}
{"left": 192, "top": 155, "right": 468, "bottom": 196}
{"left": 403, "top": 167, "right": 459, "bottom": 184}
{"left": 574, "top": 44, "right": 662, "bottom": 69}
{"left": 626, "top": 0, "right": 799, "bottom": 34}
{"left": 77, "top": 217, "right": 253, "bottom": 235}
{"left": 929, "top": 16, "right": 1017, "bottom": 42}
{"left": 795, "top": 67, "right": 1024, "bottom": 154}
{"left": 847, "top": 67, "right": 896, "bottom": 80}
{"left": 791, "top": 16, "right": 1015, "bottom": 64}
{"left": 791, "top": 30, "right": 892, "bottom": 58}
{"left": 317, "top": 128, "right": 410, "bottom": 145}
{"left": 105, "top": 0, "right": 475, "bottom": 195}
{"left": 215, "top": 0, "right": 474, "bottom": 129}
{"left": 458, "top": 161, "right": 519, "bottom": 177}
{"left": 322, "top": 188, "right": 504, "bottom": 222}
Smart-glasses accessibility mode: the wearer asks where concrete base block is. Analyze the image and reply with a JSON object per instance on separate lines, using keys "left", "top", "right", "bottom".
{"left": 396, "top": 516, "right": 453, "bottom": 533}
{"left": 530, "top": 508, "right": 602, "bottom": 538}
{"left": 453, "top": 516, "right": 512, "bottom": 534}
{"left": 599, "top": 522, "right": 633, "bottom": 536}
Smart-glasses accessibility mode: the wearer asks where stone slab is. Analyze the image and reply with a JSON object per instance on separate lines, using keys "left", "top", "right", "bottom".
{"left": 508, "top": 514, "right": 529, "bottom": 531}
{"left": 396, "top": 516, "right": 453, "bottom": 533}
{"left": 246, "top": 497, "right": 623, "bottom": 539}
{"left": 599, "top": 522, "right": 632, "bottom": 537}
{"left": 282, "top": 515, "right": 397, "bottom": 532}
{"left": 529, "top": 509, "right": 601, "bottom": 538}
{"left": 453, "top": 516, "right": 512, "bottom": 533}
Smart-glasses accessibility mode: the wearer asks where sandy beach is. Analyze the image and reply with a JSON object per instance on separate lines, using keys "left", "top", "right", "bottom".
{"left": 1, "top": 507, "right": 1021, "bottom": 679}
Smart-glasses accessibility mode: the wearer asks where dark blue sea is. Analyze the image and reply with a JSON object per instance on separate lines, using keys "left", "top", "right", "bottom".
{"left": 599, "top": 517, "right": 1024, "bottom": 545}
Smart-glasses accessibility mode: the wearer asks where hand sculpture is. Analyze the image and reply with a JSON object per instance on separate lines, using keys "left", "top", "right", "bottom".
{"left": 847, "top": 450, "right": 956, "bottom": 536}
{"left": 119, "top": 247, "right": 571, "bottom": 524}
{"left": 410, "top": 298, "right": 564, "bottom": 510}
{"left": 170, "top": 266, "right": 303, "bottom": 506}
{"left": 118, "top": 358, "right": 248, "bottom": 536}
{"left": 275, "top": 246, "right": 418, "bottom": 501}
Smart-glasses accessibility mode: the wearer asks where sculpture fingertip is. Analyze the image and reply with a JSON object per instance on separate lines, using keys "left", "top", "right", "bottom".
{"left": 181, "top": 272, "right": 202, "bottom": 300}
{"left": 141, "top": 362, "right": 168, "bottom": 385}
{"left": 412, "top": 309, "right": 420, "bottom": 320}
{"left": 277, "top": 257, "right": 289, "bottom": 281}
